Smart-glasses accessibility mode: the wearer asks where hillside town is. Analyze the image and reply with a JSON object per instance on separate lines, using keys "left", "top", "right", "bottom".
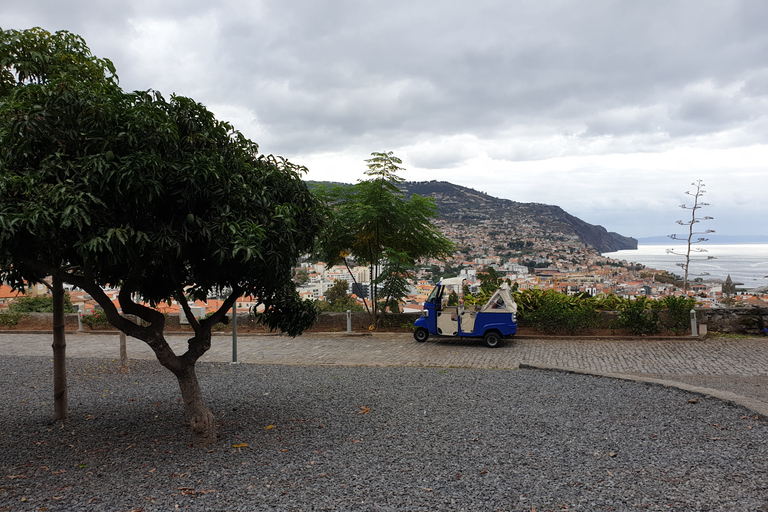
{"left": 292, "top": 218, "right": 768, "bottom": 313}
{"left": 2, "top": 215, "right": 766, "bottom": 317}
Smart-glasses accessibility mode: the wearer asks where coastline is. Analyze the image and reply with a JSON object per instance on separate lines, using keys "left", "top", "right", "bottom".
{"left": 603, "top": 243, "right": 768, "bottom": 288}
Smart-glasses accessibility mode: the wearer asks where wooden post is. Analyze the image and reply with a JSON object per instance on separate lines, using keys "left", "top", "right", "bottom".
{"left": 119, "top": 331, "right": 129, "bottom": 372}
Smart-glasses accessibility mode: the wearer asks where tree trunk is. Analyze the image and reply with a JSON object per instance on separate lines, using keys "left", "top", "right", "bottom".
{"left": 51, "top": 276, "right": 67, "bottom": 420}
{"left": 176, "top": 366, "right": 216, "bottom": 447}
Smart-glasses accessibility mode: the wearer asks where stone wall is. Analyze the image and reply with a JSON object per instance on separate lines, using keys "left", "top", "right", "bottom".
{"left": 6, "top": 313, "right": 80, "bottom": 331}
{"left": 698, "top": 308, "right": 768, "bottom": 335}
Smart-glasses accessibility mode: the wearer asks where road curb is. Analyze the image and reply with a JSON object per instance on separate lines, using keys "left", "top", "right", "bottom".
{"left": 518, "top": 363, "right": 768, "bottom": 421}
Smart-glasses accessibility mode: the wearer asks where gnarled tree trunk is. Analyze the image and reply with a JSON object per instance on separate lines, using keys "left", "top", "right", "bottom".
{"left": 175, "top": 365, "right": 216, "bottom": 446}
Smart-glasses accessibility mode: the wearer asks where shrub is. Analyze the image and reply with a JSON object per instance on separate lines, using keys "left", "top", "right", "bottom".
{"left": 618, "top": 298, "right": 661, "bottom": 335}
{"left": 661, "top": 296, "right": 696, "bottom": 334}
{"left": 9, "top": 294, "right": 77, "bottom": 313}
{"left": 80, "top": 310, "right": 111, "bottom": 329}
{"left": 519, "top": 290, "right": 599, "bottom": 335}
{"left": 0, "top": 310, "right": 24, "bottom": 328}
{"left": 590, "top": 294, "right": 628, "bottom": 311}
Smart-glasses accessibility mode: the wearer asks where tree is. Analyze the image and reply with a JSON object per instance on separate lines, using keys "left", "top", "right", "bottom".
{"left": 478, "top": 267, "right": 504, "bottom": 295}
{"left": 667, "top": 180, "right": 715, "bottom": 291}
{"left": 324, "top": 279, "right": 350, "bottom": 304}
{"left": 314, "top": 152, "right": 454, "bottom": 325}
{"left": 0, "top": 27, "right": 118, "bottom": 420}
{"left": 0, "top": 28, "right": 323, "bottom": 446}
{"left": 294, "top": 268, "right": 310, "bottom": 285}
{"left": 318, "top": 279, "right": 364, "bottom": 312}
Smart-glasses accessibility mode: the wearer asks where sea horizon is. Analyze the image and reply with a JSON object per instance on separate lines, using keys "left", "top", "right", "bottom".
{"left": 602, "top": 243, "right": 768, "bottom": 289}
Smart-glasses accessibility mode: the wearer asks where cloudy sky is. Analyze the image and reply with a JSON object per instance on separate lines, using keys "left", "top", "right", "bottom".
{"left": 4, "top": 1, "right": 767, "bottom": 240}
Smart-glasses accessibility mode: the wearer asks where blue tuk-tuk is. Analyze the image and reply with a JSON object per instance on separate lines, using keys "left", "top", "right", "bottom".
{"left": 413, "top": 277, "right": 518, "bottom": 348}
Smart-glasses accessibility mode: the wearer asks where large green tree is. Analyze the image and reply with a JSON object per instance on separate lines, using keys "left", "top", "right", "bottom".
{"left": 0, "top": 28, "right": 322, "bottom": 446}
{"left": 315, "top": 151, "right": 454, "bottom": 324}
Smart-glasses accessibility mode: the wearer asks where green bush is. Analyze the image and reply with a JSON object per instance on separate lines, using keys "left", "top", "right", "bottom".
{"left": 316, "top": 297, "right": 365, "bottom": 313}
{"left": 80, "top": 310, "right": 111, "bottom": 329}
{"left": 518, "top": 290, "right": 599, "bottom": 335}
{"left": 9, "top": 294, "right": 77, "bottom": 313}
{"left": 662, "top": 296, "right": 696, "bottom": 334}
{"left": 590, "top": 294, "right": 628, "bottom": 311}
{"left": 618, "top": 298, "right": 662, "bottom": 335}
{"left": 0, "top": 310, "right": 24, "bottom": 327}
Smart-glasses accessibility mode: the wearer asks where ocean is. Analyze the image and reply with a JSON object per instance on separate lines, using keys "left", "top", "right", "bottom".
{"left": 602, "top": 244, "right": 768, "bottom": 288}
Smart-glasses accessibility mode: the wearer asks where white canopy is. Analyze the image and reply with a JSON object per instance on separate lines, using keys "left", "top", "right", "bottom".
{"left": 437, "top": 277, "right": 465, "bottom": 288}
{"left": 479, "top": 283, "right": 518, "bottom": 314}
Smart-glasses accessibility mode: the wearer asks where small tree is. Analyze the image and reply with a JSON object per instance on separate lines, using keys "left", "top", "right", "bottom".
{"left": 319, "top": 279, "right": 364, "bottom": 312}
{"left": 314, "top": 152, "right": 454, "bottom": 325}
{"left": 324, "top": 279, "right": 350, "bottom": 305}
{"left": 667, "top": 180, "right": 715, "bottom": 291}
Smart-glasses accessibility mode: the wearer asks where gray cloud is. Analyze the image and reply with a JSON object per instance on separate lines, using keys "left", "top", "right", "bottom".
{"left": 3, "top": 0, "right": 768, "bottom": 237}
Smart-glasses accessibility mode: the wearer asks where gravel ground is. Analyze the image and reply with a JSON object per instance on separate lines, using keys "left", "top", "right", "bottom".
{"left": 1, "top": 356, "right": 767, "bottom": 511}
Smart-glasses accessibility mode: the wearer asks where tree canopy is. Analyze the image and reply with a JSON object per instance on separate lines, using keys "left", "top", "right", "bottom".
{"left": 0, "top": 27, "right": 323, "bottom": 445}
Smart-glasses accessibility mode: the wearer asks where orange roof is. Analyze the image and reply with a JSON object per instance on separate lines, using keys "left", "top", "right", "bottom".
{"left": 0, "top": 284, "right": 23, "bottom": 300}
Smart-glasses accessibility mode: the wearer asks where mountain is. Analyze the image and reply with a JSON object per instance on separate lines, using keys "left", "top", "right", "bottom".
{"left": 397, "top": 181, "right": 637, "bottom": 253}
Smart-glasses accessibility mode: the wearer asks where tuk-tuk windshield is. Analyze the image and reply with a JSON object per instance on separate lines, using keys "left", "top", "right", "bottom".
{"left": 426, "top": 285, "right": 440, "bottom": 303}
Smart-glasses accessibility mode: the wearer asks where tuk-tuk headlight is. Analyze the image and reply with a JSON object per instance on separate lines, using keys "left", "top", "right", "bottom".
{"left": 511, "top": 313, "right": 517, "bottom": 323}
{"left": 422, "top": 310, "right": 429, "bottom": 318}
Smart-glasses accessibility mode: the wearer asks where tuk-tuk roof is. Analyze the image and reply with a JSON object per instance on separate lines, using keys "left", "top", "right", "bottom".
{"left": 480, "top": 283, "right": 518, "bottom": 314}
{"left": 437, "top": 277, "right": 464, "bottom": 287}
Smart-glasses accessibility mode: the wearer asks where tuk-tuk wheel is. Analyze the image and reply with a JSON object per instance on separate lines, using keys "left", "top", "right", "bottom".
{"left": 483, "top": 331, "right": 502, "bottom": 348}
{"left": 414, "top": 327, "right": 429, "bottom": 343}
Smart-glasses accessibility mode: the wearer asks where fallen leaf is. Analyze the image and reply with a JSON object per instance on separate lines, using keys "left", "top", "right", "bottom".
{"left": 359, "top": 406, "right": 371, "bottom": 414}
{"left": 265, "top": 424, "right": 275, "bottom": 430}
{"left": 687, "top": 398, "right": 699, "bottom": 404}
{"left": 232, "top": 443, "right": 248, "bottom": 448}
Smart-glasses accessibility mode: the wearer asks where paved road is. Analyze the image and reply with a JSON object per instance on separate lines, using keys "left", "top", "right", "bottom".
{"left": 2, "top": 331, "right": 767, "bottom": 417}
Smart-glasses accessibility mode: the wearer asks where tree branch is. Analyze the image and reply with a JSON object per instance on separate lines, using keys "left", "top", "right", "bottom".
{"left": 175, "top": 284, "right": 201, "bottom": 332}
{"left": 52, "top": 267, "right": 183, "bottom": 373}
{"left": 200, "top": 285, "right": 244, "bottom": 331}
{"left": 179, "top": 285, "right": 244, "bottom": 366}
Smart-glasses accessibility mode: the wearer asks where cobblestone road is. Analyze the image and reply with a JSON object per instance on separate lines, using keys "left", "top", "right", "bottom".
{"left": 2, "top": 331, "right": 768, "bottom": 415}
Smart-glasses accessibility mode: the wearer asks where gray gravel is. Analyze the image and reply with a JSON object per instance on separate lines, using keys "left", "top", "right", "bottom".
{"left": 1, "top": 356, "right": 767, "bottom": 511}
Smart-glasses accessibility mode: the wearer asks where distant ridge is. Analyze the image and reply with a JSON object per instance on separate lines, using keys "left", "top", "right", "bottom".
{"left": 638, "top": 235, "right": 768, "bottom": 245}
{"left": 397, "top": 181, "right": 637, "bottom": 252}
{"left": 306, "top": 179, "right": 637, "bottom": 252}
